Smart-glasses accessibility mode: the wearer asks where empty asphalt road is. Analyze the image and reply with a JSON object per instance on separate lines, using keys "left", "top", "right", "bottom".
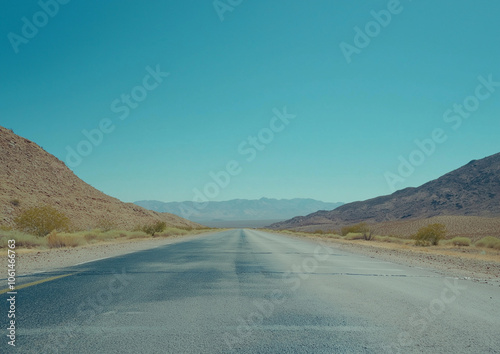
{"left": 2, "top": 229, "right": 499, "bottom": 353}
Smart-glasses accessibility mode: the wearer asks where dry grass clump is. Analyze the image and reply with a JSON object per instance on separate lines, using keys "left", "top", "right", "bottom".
{"left": 373, "top": 235, "right": 409, "bottom": 244}
{"left": 0, "top": 226, "right": 201, "bottom": 250}
{"left": 126, "top": 231, "right": 150, "bottom": 239}
{"left": 323, "top": 233, "right": 342, "bottom": 239}
{"left": 344, "top": 233, "right": 365, "bottom": 240}
{"left": 47, "top": 231, "right": 84, "bottom": 248}
{"left": 448, "top": 237, "right": 471, "bottom": 246}
{"left": 60, "top": 230, "right": 131, "bottom": 243}
{"left": 0, "top": 230, "right": 48, "bottom": 248}
{"left": 475, "top": 236, "right": 500, "bottom": 250}
{"left": 162, "top": 227, "right": 190, "bottom": 236}
{"left": 84, "top": 233, "right": 98, "bottom": 242}
{"left": 341, "top": 223, "right": 369, "bottom": 236}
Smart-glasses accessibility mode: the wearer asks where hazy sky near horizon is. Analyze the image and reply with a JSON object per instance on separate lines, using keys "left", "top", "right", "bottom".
{"left": 1, "top": 1, "right": 499, "bottom": 204}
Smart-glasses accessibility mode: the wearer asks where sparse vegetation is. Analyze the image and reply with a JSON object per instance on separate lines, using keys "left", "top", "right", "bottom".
{"left": 449, "top": 237, "right": 471, "bottom": 247}
{"left": 162, "top": 227, "right": 189, "bottom": 236}
{"left": 475, "top": 236, "right": 500, "bottom": 250}
{"left": 142, "top": 221, "right": 167, "bottom": 236}
{"left": 96, "top": 217, "right": 116, "bottom": 232}
{"left": 14, "top": 205, "right": 71, "bottom": 237}
{"left": 340, "top": 222, "right": 374, "bottom": 240}
{"left": 0, "top": 226, "right": 204, "bottom": 250}
{"left": 47, "top": 230, "right": 83, "bottom": 248}
{"left": 344, "top": 233, "right": 365, "bottom": 240}
{"left": 9, "top": 199, "right": 20, "bottom": 207}
{"left": 341, "top": 222, "right": 368, "bottom": 236}
{"left": 0, "top": 225, "right": 13, "bottom": 232}
{"left": 84, "top": 233, "right": 98, "bottom": 242}
{"left": 0, "top": 230, "right": 48, "bottom": 248}
{"left": 126, "top": 231, "right": 152, "bottom": 239}
{"left": 373, "top": 235, "right": 409, "bottom": 244}
{"left": 363, "top": 229, "right": 374, "bottom": 241}
{"left": 413, "top": 223, "right": 446, "bottom": 246}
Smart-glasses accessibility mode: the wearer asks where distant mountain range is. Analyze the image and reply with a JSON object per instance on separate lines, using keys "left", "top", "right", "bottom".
{"left": 134, "top": 198, "right": 344, "bottom": 223}
{"left": 270, "top": 152, "right": 500, "bottom": 231}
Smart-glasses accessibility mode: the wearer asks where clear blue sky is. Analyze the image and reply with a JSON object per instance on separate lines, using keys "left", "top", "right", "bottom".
{"left": 1, "top": 0, "right": 499, "bottom": 204}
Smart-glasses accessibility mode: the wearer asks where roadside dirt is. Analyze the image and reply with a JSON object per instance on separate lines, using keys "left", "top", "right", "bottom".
{"left": 6, "top": 233, "right": 211, "bottom": 276}
{"left": 282, "top": 233, "right": 500, "bottom": 287}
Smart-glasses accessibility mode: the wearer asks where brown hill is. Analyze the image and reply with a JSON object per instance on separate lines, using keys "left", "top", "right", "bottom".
{"left": 270, "top": 152, "right": 500, "bottom": 236}
{"left": 0, "top": 126, "right": 202, "bottom": 231}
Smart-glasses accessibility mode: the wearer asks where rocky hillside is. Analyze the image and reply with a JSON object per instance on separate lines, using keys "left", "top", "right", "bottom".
{"left": 0, "top": 126, "right": 201, "bottom": 231}
{"left": 271, "top": 152, "right": 500, "bottom": 230}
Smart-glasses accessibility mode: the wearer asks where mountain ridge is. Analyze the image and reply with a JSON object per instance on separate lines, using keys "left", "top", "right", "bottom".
{"left": 270, "top": 152, "right": 500, "bottom": 230}
{"left": 134, "top": 198, "right": 344, "bottom": 222}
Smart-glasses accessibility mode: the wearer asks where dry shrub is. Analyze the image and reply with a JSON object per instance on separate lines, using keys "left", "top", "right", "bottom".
{"left": 341, "top": 222, "right": 368, "bottom": 236}
{"left": 142, "top": 221, "right": 167, "bottom": 236}
{"left": 475, "top": 236, "right": 500, "bottom": 250}
{"left": 96, "top": 217, "right": 116, "bottom": 232}
{"left": 47, "top": 231, "right": 82, "bottom": 248}
{"left": 450, "top": 237, "right": 471, "bottom": 246}
{"left": 14, "top": 205, "right": 70, "bottom": 237}
{"left": 413, "top": 223, "right": 446, "bottom": 246}
{"left": 341, "top": 222, "right": 373, "bottom": 240}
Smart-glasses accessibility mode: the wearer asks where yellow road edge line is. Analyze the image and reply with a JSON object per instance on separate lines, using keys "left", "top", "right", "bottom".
{"left": 0, "top": 272, "right": 79, "bottom": 294}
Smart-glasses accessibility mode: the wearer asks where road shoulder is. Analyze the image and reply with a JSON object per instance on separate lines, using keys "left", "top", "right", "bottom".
{"left": 268, "top": 231, "right": 500, "bottom": 287}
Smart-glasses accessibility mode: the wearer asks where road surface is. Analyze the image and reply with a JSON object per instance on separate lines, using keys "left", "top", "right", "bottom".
{"left": 1, "top": 229, "right": 499, "bottom": 353}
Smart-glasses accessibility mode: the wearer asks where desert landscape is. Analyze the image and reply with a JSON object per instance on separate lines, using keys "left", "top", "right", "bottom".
{"left": 2, "top": 2, "right": 500, "bottom": 352}
{"left": 1, "top": 126, "right": 498, "bottom": 285}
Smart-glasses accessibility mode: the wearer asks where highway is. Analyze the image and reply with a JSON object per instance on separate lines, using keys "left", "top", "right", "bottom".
{"left": 2, "top": 229, "right": 499, "bottom": 353}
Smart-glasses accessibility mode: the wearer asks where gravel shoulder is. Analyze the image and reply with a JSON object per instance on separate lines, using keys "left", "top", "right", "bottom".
{"left": 276, "top": 232, "right": 500, "bottom": 287}
{"left": 4, "top": 232, "right": 214, "bottom": 277}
